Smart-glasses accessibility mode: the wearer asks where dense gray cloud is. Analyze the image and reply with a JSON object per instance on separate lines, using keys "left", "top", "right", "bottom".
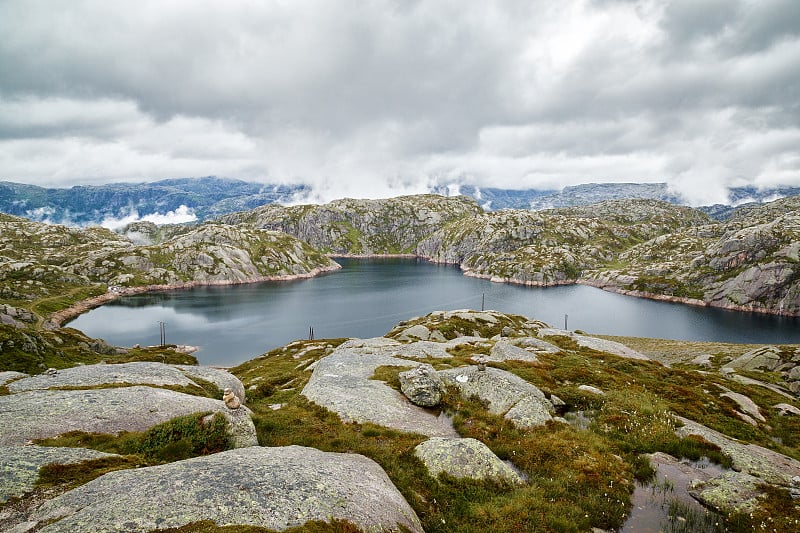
{"left": 0, "top": 0, "right": 798, "bottom": 204}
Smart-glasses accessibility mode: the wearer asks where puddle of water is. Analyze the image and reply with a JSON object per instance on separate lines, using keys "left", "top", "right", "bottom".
{"left": 435, "top": 408, "right": 457, "bottom": 434}
{"left": 564, "top": 410, "right": 594, "bottom": 430}
{"left": 621, "top": 455, "right": 727, "bottom": 533}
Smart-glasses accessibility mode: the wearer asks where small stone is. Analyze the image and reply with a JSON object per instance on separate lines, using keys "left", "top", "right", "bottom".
{"left": 549, "top": 394, "right": 566, "bottom": 411}
{"left": 223, "top": 388, "right": 241, "bottom": 409}
{"left": 773, "top": 403, "right": 800, "bottom": 416}
{"left": 578, "top": 384, "right": 604, "bottom": 396}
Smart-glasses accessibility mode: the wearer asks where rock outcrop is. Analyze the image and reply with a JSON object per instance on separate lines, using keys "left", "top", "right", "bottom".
{"left": 7, "top": 361, "right": 198, "bottom": 393}
{"left": 25, "top": 446, "right": 424, "bottom": 532}
{"left": 301, "top": 338, "right": 457, "bottom": 437}
{"left": 399, "top": 364, "right": 446, "bottom": 407}
{"left": 439, "top": 366, "right": 554, "bottom": 428}
{"left": 0, "top": 445, "right": 118, "bottom": 503}
{"left": 538, "top": 328, "right": 649, "bottom": 360}
{"left": 672, "top": 416, "right": 800, "bottom": 516}
{"left": 0, "top": 386, "right": 257, "bottom": 448}
{"left": 414, "top": 437, "right": 524, "bottom": 485}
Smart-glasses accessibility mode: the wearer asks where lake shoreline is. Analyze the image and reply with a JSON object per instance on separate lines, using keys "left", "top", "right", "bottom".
{"left": 429, "top": 259, "right": 800, "bottom": 318}
{"left": 46, "top": 264, "right": 342, "bottom": 329}
{"left": 53, "top": 256, "right": 798, "bottom": 335}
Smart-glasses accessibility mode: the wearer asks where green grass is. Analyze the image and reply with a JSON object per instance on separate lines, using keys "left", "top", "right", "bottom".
{"left": 35, "top": 412, "right": 233, "bottom": 464}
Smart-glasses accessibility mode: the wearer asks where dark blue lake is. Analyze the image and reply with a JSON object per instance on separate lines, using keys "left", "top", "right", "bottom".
{"left": 68, "top": 258, "right": 800, "bottom": 365}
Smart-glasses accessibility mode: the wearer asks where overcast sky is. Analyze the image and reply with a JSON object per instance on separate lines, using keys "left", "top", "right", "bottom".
{"left": 0, "top": 0, "right": 798, "bottom": 204}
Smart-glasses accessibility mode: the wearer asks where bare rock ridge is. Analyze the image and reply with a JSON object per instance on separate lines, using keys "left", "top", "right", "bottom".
{"left": 215, "top": 194, "right": 800, "bottom": 316}
{"left": 0, "top": 213, "right": 339, "bottom": 320}
{"left": 218, "top": 193, "right": 483, "bottom": 255}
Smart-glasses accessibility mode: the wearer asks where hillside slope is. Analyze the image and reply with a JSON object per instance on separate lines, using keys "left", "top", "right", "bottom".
{"left": 218, "top": 194, "right": 483, "bottom": 255}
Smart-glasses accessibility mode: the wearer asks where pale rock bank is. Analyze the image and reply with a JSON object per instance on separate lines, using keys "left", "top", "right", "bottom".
{"left": 24, "top": 446, "right": 423, "bottom": 533}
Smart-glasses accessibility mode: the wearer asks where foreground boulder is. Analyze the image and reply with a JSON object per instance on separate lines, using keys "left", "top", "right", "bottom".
{"left": 414, "top": 437, "right": 524, "bottom": 485}
{"left": 27, "top": 446, "right": 423, "bottom": 532}
{"left": 439, "top": 365, "right": 554, "bottom": 428}
{"left": 0, "top": 386, "right": 257, "bottom": 448}
{"left": 399, "top": 364, "right": 446, "bottom": 407}
{"left": 0, "top": 445, "right": 118, "bottom": 503}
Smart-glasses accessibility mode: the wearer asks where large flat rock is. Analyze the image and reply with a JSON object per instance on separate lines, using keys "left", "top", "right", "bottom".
{"left": 7, "top": 362, "right": 245, "bottom": 402}
{"left": 301, "top": 338, "right": 457, "bottom": 437}
{"left": 0, "top": 386, "right": 256, "bottom": 447}
{"left": 538, "top": 328, "right": 649, "bottom": 360}
{"left": 29, "top": 446, "right": 423, "bottom": 533}
{"left": 0, "top": 445, "right": 118, "bottom": 503}
{"left": 0, "top": 371, "right": 27, "bottom": 386}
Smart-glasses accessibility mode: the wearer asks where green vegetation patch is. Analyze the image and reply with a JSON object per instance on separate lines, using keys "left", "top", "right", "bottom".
{"left": 0, "top": 324, "right": 198, "bottom": 374}
{"left": 35, "top": 412, "right": 233, "bottom": 465}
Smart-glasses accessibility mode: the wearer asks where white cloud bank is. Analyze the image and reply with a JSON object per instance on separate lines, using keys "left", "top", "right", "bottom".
{"left": 0, "top": 0, "right": 798, "bottom": 205}
{"left": 100, "top": 205, "right": 197, "bottom": 230}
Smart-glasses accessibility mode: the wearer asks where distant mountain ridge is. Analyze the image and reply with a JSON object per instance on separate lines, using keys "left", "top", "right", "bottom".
{"left": 435, "top": 182, "right": 800, "bottom": 216}
{"left": 1, "top": 177, "right": 799, "bottom": 226}
{"left": 0, "top": 177, "right": 307, "bottom": 226}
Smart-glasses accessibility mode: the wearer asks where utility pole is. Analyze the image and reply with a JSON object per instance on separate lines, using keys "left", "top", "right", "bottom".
{"left": 564, "top": 314, "right": 568, "bottom": 330}
{"left": 481, "top": 293, "right": 485, "bottom": 311}
{"left": 158, "top": 321, "right": 166, "bottom": 346}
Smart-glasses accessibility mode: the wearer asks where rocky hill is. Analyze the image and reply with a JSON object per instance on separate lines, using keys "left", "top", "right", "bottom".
{"left": 218, "top": 194, "right": 483, "bottom": 255}
{"left": 588, "top": 196, "right": 800, "bottom": 315}
{"left": 214, "top": 194, "right": 800, "bottom": 316}
{"left": 0, "top": 214, "right": 338, "bottom": 325}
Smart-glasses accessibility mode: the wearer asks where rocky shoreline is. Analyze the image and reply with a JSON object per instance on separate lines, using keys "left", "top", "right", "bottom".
{"left": 46, "top": 264, "right": 342, "bottom": 329}
{"left": 437, "top": 258, "right": 800, "bottom": 318}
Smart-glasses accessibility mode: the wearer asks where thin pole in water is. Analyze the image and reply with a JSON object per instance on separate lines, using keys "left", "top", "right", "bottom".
{"left": 481, "top": 293, "right": 485, "bottom": 311}
{"left": 564, "top": 314, "right": 568, "bottom": 330}
{"left": 158, "top": 321, "right": 166, "bottom": 346}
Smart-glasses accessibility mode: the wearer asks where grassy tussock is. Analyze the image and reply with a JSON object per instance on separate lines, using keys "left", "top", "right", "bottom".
{"left": 35, "top": 412, "right": 232, "bottom": 466}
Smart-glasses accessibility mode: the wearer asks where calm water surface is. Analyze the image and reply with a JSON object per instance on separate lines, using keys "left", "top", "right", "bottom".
{"left": 69, "top": 258, "right": 800, "bottom": 365}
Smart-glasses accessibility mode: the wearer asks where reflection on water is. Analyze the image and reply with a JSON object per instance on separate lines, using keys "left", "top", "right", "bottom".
{"left": 68, "top": 258, "right": 800, "bottom": 366}
{"left": 622, "top": 456, "right": 727, "bottom": 533}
